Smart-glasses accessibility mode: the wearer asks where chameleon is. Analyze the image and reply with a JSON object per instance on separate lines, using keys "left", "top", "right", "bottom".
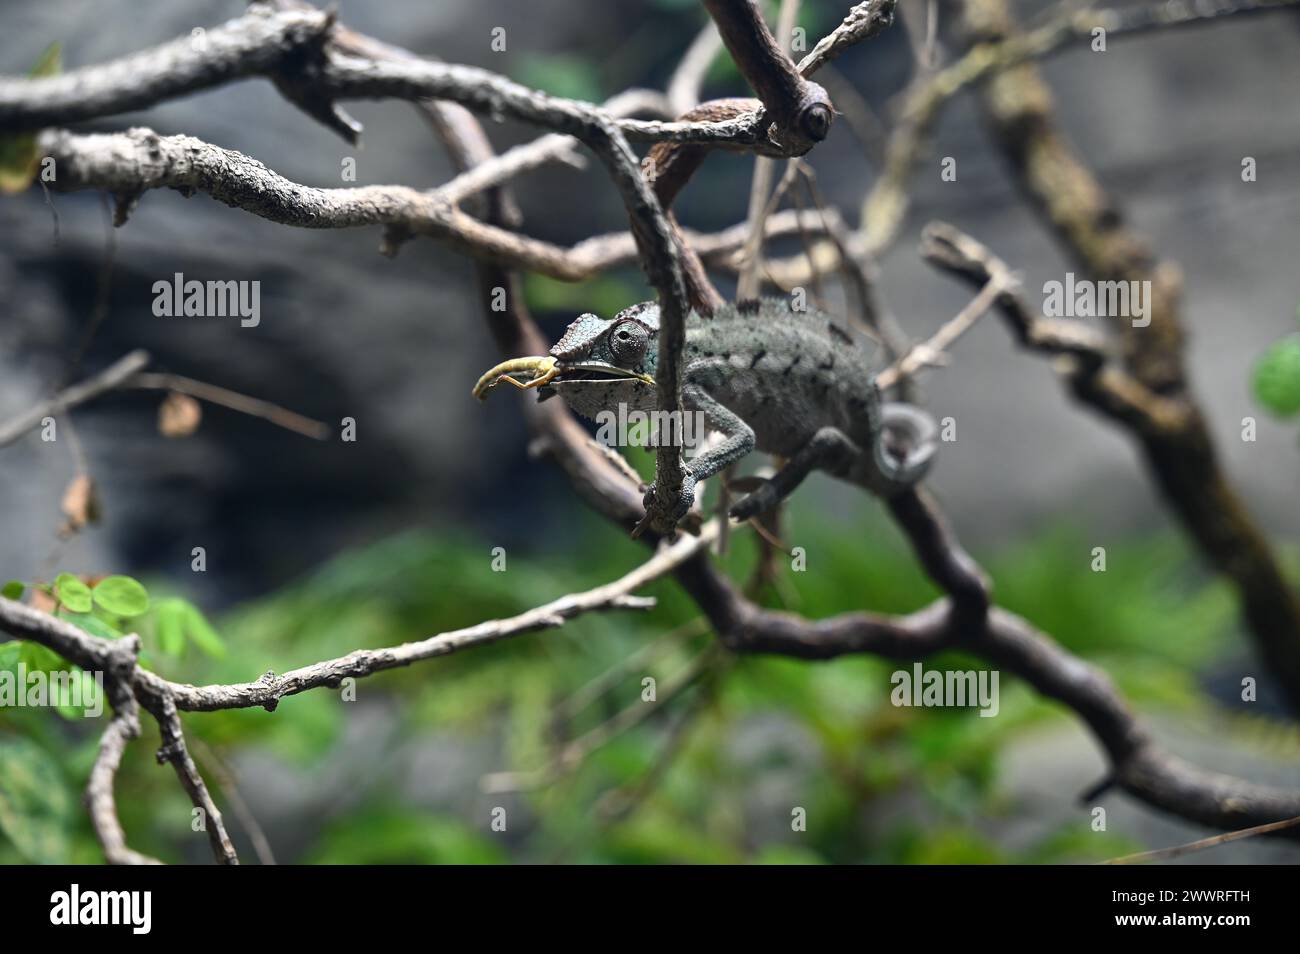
{"left": 473, "top": 298, "right": 936, "bottom": 526}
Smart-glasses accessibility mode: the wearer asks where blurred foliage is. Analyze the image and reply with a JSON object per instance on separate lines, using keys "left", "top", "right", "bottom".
{"left": 516, "top": 53, "right": 604, "bottom": 103}
{"left": 524, "top": 273, "right": 648, "bottom": 322}
{"left": 3, "top": 474, "right": 1278, "bottom": 865}
{"left": 1251, "top": 300, "right": 1300, "bottom": 420}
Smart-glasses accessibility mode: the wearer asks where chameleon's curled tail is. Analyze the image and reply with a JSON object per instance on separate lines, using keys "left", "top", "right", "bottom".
{"left": 869, "top": 402, "right": 937, "bottom": 495}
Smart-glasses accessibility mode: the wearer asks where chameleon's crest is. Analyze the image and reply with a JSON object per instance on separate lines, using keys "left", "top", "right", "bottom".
{"left": 550, "top": 313, "right": 609, "bottom": 360}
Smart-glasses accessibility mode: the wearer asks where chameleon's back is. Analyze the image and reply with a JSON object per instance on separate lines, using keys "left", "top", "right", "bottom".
{"left": 683, "top": 298, "right": 882, "bottom": 459}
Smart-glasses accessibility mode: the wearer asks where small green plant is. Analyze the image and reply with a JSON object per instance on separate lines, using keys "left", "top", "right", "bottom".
{"left": 1252, "top": 304, "right": 1300, "bottom": 419}
{"left": 1, "top": 574, "right": 225, "bottom": 665}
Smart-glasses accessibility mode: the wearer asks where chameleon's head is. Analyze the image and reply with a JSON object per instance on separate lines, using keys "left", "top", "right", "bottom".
{"left": 472, "top": 302, "right": 660, "bottom": 420}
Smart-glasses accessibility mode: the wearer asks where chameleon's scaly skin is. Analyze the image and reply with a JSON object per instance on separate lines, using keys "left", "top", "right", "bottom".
{"left": 534, "top": 298, "right": 936, "bottom": 520}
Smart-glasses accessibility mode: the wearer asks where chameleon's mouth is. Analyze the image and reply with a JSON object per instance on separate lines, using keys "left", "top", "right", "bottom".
{"left": 473, "top": 356, "right": 652, "bottom": 400}
{"left": 552, "top": 363, "right": 654, "bottom": 386}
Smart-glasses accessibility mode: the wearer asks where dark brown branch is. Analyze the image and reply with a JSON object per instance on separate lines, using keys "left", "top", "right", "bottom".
{"left": 955, "top": 0, "right": 1300, "bottom": 713}
{"left": 701, "top": 0, "right": 834, "bottom": 151}
{"left": 670, "top": 557, "right": 1300, "bottom": 835}
{"left": 797, "top": 0, "right": 900, "bottom": 76}
{"left": 918, "top": 222, "right": 1192, "bottom": 433}
{"left": 415, "top": 33, "right": 657, "bottom": 534}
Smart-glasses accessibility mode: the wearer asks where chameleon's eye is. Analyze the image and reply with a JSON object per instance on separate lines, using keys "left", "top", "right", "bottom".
{"left": 609, "top": 320, "right": 649, "bottom": 365}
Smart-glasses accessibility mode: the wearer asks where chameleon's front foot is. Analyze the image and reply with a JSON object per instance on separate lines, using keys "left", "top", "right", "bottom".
{"left": 636, "top": 475, "right": 697, "bottom": 536}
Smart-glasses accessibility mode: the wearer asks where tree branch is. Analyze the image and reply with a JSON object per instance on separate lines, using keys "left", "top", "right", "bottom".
{"left": 670, "top": 556, "right": 1300, "bottom": 835}
{"left": 0, "top": 524, "right": 714, "bottom": 714}
{"left": 134, "top": 684, "right": 239, "bottom": 864}
{"left": 797, "top": 0, "right": 899, "bottom": 76}
{"left": 0, "top": 350, "right": 149, "bottom": 447}
{"left": 0, "top": 345, "right": 329, "bottom": 447}
{"left": 0, "top": 6, "right": 332, "bottom": 130}
{"left": 83, "top": 635, "right": 163, "bottom": 865}
{"left": 0, "top": 5, "right": 767, "bottom": 150}
{"left": 702, "top": 0, "right": 833, "bottom": 150}
{"left": 954, "top": 0, "right": 1300, "bottom": 713}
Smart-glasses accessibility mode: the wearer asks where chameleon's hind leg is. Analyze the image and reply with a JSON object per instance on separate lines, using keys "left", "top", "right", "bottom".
{"left": 729, "top": 427, "right": 858, "bottom": 521}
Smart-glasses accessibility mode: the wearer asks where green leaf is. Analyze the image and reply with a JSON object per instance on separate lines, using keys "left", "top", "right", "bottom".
{"left": 13, "top": 638, "right": 102, "bottom": 719}
{"left": 183, "top": 602, "right": 226, "bottom": 658}
{"left": 0, "top": 734, "right": 74, "bottom": 863}
{"left": 155, "top": 599, "right": 186, "bottom": 657}
{"left": 57, "top": 611, "right": 124, "bottom": 641}
{"left": 1, "top": 580, "right": 23, "bottom": 600}
{"left": 92, "top": 575, "right": 150, "bottom": 617}
{"left": 53, "top": 573, "right": 92, "bottom": 614}
{"left": 17, "top": 641, "right": 65, "bottom": 675}
{"left": 54, "top": 670, "right": 101, "bottom": 721}
{"left": 0, "top": 135, "right": 40, "bottom": 193}
{"left": 0, "top": 43, "right": 61, "bottom": 194}
{"left": 1253, "top": 335, "right": 1300, "bottom": 417}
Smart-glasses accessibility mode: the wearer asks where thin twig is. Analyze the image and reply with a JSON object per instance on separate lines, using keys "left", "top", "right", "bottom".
{"left": 1104, "top": 814, "right": 1300, "bottom": 864}
{"left": 0, "top": 350, "right": 149, "bottom": 448}
{"left": 481, "top": 645, "right": 722, "bottom": 793}
{"left": 129, "top": 372, "right": 330, "bottom": 440}
{"left": 549, "top": 616, "right": 710, "bottom": 727}
{"left": 192, "top": 737, "right": 277, "bottom": 865}
{"left": 65, "top": 193, "right": 116, "bottom": 382}
{"left": 875, "top": 274, "right": 1006, "bottom": 390}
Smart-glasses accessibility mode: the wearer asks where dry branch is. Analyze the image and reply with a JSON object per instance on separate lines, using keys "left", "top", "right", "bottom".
{"left": 953, "top": 0, "right": 1300, "bottom": 711}
{"left": 0, "top": 523, "right": 714, "bottom": 713}
{"left": 83, "top": 635, "right": 163, "bottom": 865}
{"left": 0, "top": 350, "right": 149, "bottom": 447}
{"left": 0, "top": 346, "right": 329, "bottom": 445}
{"left": 797, "top": 0, "right": 900, "bottom": 76}
{"left": 134, "top": 686, "right": 239, "bottom": 864}
{"left": 0, "top": 6, "right": 332, "bottom": 130}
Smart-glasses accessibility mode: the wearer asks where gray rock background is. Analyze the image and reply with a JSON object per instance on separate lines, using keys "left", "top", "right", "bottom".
{"left": 2, "top": 0, "right": 1298, "bottom": 862}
